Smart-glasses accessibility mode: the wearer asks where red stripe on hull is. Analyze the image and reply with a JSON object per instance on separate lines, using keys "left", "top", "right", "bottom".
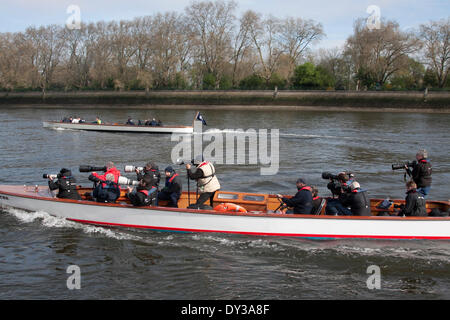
{"left": 67, "top": 218, "right": 450, "bottom": 240}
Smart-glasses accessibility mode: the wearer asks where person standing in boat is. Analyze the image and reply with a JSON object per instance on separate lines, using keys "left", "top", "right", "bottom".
{"left": 397, "top": 180, "right": 427, "bottom": 217}
{"left": 276, "top": 178, "right": 313, "bottom": 214}
{"left": 186, "top": 156, "right": 221, "bottom": 208}
{"left": 126, "top": 175, "right": 158, "bottom": 206}
{"left": 406, "top": 149, "right": 432, "bottom": 198}
{"left": 47, "top": 168, "right": 81, "bottom": 200}
{"left": 158, "top": 166, "right": 183, "bottom": 207}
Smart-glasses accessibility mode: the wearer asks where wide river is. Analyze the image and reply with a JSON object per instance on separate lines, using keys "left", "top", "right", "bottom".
{"left": 0, "top": 107, "right": 449, "bottom": 300}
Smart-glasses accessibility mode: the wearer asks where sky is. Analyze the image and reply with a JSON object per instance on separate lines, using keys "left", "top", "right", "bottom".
{"left": 0, "top": 0, "right": 449, "bottom": 49}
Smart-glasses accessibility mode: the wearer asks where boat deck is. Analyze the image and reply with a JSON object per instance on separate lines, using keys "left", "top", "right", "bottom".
{"left": 1, "top": 185, "right": 449, "bottom": 220}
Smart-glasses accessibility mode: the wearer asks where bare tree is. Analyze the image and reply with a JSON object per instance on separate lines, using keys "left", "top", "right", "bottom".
{"left": 317, "top": 47, "right": 353, "bottom": 90}
{"left": 245, "top": 11, "right": 284, "bottom": 85}
{"left": 279, "top": 17, "right": 324, "bottom": 80}
{"left": 185, "top": 0, "right": 237, "bottom": 89}
{"left": 88, "top": 21, "right": 114, "bottom": 89}
{"left": 345, "top": 18, "right": 421, "bottom": 89}
{"left": 151, "top": 12, "right": 190, "bottom": 88}
{"left": 230, "top": 12, "right": 254, "bottom": 87}
{"left": 110, "top": 20, "right": 138, "bottom": 85}
{"left": 24, "top": 25, "right": 67, "bottom": 96}
{"left": 420, "top": 18, "right": 450, "bottom": 88}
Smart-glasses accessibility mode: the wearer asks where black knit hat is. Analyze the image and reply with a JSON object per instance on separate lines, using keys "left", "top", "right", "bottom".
{"left": 165, "top": 166, "right": 175, "bottom": 173}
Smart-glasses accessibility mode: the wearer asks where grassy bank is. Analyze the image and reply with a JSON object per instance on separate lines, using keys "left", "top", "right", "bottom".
{"left": 0, "top": 90, "right": 449, "bottom": 111}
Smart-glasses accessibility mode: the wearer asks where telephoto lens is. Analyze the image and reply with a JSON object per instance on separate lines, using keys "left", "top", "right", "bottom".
{"left": 118, "top": 176, "right": 139, "bottom": 186}
{"left": 79, "top": 165, "right": 107, "bottom": 172}
{"left": 322, "top": 172, "right": 338, "bottom": 180}
{"left": 124, "top": 165, "right": 144, "bottom": 173}
{"left": 42, "top": 174, "right": 58, "bottom": 179}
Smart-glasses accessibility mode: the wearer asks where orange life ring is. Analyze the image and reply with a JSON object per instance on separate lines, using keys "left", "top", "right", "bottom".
{"left": 214, "top": 203, "right": 247, "bottom": 213}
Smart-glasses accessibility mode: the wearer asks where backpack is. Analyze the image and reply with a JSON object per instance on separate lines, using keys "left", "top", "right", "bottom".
{"left": 93, "top": 181, "right": 120, "bottom": 203}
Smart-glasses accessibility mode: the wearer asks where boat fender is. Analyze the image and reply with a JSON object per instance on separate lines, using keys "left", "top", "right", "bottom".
{"left": 214, "top": 203, "right": 247, "bottom": 213}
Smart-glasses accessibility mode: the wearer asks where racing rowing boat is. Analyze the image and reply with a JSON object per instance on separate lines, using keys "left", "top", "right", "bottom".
{"left": 1, "top": 185, "right": 449, "bottom": 240}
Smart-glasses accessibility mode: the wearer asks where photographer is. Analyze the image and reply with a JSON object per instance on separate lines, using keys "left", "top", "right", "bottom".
{"left": 186, "top": 156, "right": 220, "bottom": 208}
{"left": 126, "top": 175, "right": 158, "bottom": 206}
{"left": 157, "top": 166, "right": 182, "bottom": 208}
{"left": 89, "top": 173, "right": 121, "bottom": 203}
{"left": 340, "top": 181, "right": 370, "bottom": 216}
{"left": 325, "top": 172, "right": 353, "bottom": 216}
{"left": 89, "top": 162, "right": 121, "bottom": 184}
{"left": 47, "top": 168, "right": 81, "bottom": 200}
{"left": 397, "top": 181, "right": 427, "bottom": 217}
{"left": 407, "top": 149, "right": 432, "bottom": 198}
{"left": 136, "top": 162, "right": 161, "bottom": 188}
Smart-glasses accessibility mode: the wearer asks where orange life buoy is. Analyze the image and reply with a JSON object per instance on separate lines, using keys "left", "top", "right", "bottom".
{"left": 214, "top": 203, "right": 247, "bottom": 213}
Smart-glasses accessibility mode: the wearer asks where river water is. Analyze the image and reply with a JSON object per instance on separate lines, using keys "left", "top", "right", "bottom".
{"left": 0, "top": 107, "right": 449, "bottom": 300}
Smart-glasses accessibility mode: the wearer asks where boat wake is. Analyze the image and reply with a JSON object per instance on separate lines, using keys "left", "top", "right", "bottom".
{"left": 188, "top": 233, "right": 450, "bottom": 264}
{"left": 2, "top": 207, "right": 140, "bottom": 241}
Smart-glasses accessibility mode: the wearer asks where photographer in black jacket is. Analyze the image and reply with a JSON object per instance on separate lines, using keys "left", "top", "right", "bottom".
{"left": 397, "top": 180, "right": 427, "bottom": 217}
{"left": 325, "top": 172, "right": 353, "bottom": 216}
{"left": 406, "top": 149, "right": 432, "bottom": 198}
{"left": 136, "top": 162, "right": 161, "bottom": 188}
{"left": 47, "top": 168, "right": 81, "bottom": 200}
{"left": 126, "top": 174, "right": 158, "bottom": 206}
{"left": 340, "top": 181, "right": 370, "bottom": 216}
{"left": 157, "top": 166, "right": 182, "bottom": 208}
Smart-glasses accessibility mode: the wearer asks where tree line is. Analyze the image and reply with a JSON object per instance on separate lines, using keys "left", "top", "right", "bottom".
{"left": 0, "top": 0, "right": 448, "bottom": 93}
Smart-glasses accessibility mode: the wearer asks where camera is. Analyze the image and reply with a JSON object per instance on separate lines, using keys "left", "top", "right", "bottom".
{"left": 79, "top": 165, "right": 107, "bottom": 173}
{"left": 124, "top": 165, "right": 144, "bottom": 173}
{"left": 117, "top": 176, "right": 139, "bottom": 186}
{"left": 43, "top": 173, "right": 59, "bottom": 179}
{"left": 322, "top": 171, "right": 353, "bottom": 196}
{"left": 322, "top": 171, "right": 354, "bottom": 181}
{"left": 391, "top": 161, "right": 417, "bottom": 171}
{"left": 322, "top": 172, "right": 339, "bottom": 180}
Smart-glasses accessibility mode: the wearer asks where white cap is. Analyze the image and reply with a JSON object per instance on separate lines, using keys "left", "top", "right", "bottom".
{"left": 350, "top": 181, "right": 360, "bottom": 190}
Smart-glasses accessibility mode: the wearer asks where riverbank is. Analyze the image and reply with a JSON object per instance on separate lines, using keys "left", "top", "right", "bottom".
{"left": 1, "top": 90, "right": 449, "bottom": 112}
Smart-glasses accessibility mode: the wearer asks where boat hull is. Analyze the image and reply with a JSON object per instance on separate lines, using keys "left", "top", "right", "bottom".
{"left": 43, "top": 121, "right": 194, "bottom": 134}
{"left": 1, "top": 185, "right": 450, "bottom": 240}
